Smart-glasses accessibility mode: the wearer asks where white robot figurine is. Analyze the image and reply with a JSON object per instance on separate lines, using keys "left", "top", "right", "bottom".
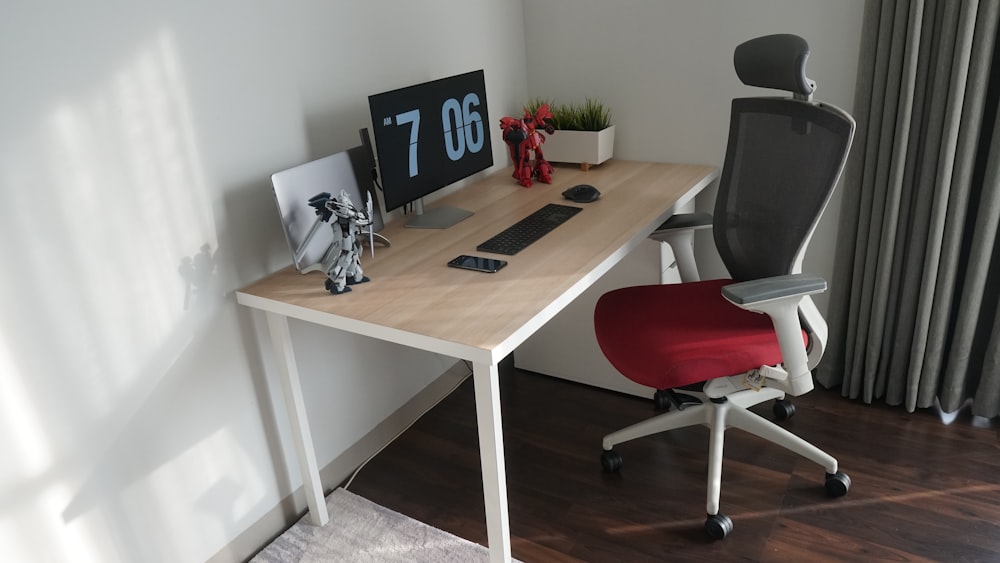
{"left": 309, "top": 189, "right": 374, "bottom": 294}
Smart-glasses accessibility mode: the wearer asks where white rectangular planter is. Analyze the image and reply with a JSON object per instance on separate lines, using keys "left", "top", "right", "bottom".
{"left": 542, "top": 125, "right": 615, "bottom": 170}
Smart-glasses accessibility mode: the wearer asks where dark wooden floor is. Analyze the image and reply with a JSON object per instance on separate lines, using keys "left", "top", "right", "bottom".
{"left": 346, "top": 362, "right": 1000, "bottom": 562}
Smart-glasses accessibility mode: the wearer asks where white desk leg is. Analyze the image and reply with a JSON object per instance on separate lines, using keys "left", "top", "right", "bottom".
{"left": 472, "top": 361, "right": 512, "bottom": 563}
{"left": 265, "top": 311, "right": 329, "bottom": 526}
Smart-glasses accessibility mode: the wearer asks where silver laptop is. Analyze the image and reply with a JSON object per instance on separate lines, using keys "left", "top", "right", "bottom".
{"left": 270, "top": 145, "right": 384, "bottom": 273}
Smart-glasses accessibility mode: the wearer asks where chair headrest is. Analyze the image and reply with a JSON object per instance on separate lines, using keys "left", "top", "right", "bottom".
{"left": 734, "top": 34, "right": 815, "bottom": 96}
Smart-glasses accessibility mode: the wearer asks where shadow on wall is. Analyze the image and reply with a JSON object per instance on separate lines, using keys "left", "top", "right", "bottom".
{"left": 179, "top": 244, "right": 219, "bottom": 310}
{"left": 0, "top": 28, "right": 281, "bottom": 562}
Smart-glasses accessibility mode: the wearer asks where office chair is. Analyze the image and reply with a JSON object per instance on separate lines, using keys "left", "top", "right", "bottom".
{"left": 595, "top": 34, "right": 855, "bottom": 540}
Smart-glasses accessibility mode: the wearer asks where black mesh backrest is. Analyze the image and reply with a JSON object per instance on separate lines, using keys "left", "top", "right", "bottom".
{"left": 714, "top": 97, "right": 854, "bottom": 281}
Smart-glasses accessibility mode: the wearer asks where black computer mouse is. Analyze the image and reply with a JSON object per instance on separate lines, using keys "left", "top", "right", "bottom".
{"left": 562, "top": 184, "right": 601, "bottom": 203}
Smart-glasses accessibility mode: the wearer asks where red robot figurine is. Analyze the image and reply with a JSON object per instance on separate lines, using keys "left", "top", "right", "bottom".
{"left": 499, "top": 104, "right": 556, "bottom": 187}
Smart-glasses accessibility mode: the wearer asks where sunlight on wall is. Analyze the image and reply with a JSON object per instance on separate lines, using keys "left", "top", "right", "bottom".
{"left": 43, "top": 31, "right": 215, "bottom": 403}
{"left": 0, "top": 484, "right": 105, "bottom": 563}
{"left": 122, "top": 427, "right": 269, "bottom": 561}
{"left": 0, "top": 333, "right": 51, "bottom": 479}
{"left": 0, "top": 28, "right": 260, "bottom": 562}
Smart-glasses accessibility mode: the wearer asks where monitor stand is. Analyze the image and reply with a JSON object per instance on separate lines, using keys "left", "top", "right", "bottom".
{"left": 404, "top": 199, "right": 473, "bottom": 229}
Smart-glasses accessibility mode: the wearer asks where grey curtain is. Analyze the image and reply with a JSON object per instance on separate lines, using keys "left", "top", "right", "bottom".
{"left": 817, "top": 0, "right": 1000, "bottom": 418}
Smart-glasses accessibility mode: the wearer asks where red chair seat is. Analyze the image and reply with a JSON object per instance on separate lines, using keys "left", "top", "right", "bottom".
{"left": 594, "top": 279, "right": 805, "bottom": 391}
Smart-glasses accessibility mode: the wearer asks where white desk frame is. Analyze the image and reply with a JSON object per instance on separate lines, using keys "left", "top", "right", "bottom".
{"left": 237, "top": 160, "right": 717, "bottom": 562}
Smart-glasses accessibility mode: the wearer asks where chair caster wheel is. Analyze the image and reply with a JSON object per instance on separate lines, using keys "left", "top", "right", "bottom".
{"left": 601, "top": 449, "right": 623, "bottom": 472}
{"left": 825, "top": 471, "right": 851, "bottom": 497}
{"left": 705, "top": 513, "right": 733, "bottom": 539}
{"left": 773, "top": 399, "right": 796, "bottom": 421}
{"left": 653, "top": 389, "right": 672, "bottom": 410}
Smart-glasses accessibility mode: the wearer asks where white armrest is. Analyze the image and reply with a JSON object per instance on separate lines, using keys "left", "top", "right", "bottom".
{"left": 649, "top": 213, "right": 713, "bottom": 283}
{"left": 722, "top": 274, "right": 827, "bottom": 396}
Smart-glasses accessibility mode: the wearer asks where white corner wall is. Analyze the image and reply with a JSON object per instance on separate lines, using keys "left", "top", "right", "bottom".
{"left": 0, "top": 2, "right": 527, "bottom": 562}
{"left": 523, "top": 0, "right": 865, "bottom": 312}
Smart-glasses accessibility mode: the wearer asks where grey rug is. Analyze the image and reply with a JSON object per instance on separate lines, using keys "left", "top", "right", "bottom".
{"left": 252, "top": 488, "right": 500, "bottom": 562}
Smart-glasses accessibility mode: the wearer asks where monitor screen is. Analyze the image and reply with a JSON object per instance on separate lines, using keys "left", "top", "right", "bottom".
{"left": 368, "top": 70, "right": 493, "bottom": 213}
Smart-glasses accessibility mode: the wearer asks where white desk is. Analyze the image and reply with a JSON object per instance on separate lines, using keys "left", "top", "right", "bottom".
{"left": 236, "top": 160, "right": 718, "bottom": 562}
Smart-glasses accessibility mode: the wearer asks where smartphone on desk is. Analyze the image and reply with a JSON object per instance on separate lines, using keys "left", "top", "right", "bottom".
{"left": 447, "top": 255, "right": 508, "bottom": 273}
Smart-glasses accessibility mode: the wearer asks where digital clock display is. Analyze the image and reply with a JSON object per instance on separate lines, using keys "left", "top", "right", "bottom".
{"left": 368, "top": 70, "right": 493, "bottom": 212}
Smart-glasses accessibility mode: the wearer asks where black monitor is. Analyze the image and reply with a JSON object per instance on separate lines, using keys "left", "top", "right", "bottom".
{"left": 368, "top": 70, "right": 493, "bottom": 228}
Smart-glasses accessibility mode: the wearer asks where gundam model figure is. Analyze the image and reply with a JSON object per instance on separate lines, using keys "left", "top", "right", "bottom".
{"left": 307, "top": 189, "right": 374, "bottom": 295}
{"left": 499, "top": 104, "right": 556, "bottom": 187}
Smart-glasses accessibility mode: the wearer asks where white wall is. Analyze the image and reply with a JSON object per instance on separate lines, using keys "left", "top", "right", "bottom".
{"left": 0, "top": 2, "right": 527, "bottom": 562}
{"left": 523, "top": 0, "right": 865, "bottom": 311}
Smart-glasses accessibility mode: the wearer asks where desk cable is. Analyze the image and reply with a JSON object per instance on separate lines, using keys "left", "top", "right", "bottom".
{"left": 341, "top": 360, "right": 474, "bottom": 491}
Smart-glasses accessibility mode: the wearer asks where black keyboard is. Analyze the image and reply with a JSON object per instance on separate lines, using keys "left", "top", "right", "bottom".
{"left": 477, "top": 203, "right": 583, "bottom": 255}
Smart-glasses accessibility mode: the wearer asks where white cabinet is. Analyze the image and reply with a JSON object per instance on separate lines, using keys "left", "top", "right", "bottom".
{"left": 514, "top": 239, "right": 679, "bottom": 397}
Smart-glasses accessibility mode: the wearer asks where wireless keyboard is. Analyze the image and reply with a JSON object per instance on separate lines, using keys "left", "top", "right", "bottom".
{"left": 476, "top": 203, "right": 583, "bottom": 255}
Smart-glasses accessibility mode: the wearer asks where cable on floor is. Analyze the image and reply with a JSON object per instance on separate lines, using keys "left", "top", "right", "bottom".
{"left": 341, "top": 360, "right": 474, "bottom": 491}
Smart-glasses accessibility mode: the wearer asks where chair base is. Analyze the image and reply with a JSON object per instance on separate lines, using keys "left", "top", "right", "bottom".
{"left": 601, "top": 386, "right": 845, "bottom": 538}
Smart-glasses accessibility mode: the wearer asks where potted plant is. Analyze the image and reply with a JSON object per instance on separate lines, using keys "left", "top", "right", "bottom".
{"left": 527, "top": 97, "right": 615, "bottom": 171}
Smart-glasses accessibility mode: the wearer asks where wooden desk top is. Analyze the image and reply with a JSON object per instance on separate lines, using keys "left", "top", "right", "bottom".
{"left": 237, "top": 160, "right": 718, "bottom": 364}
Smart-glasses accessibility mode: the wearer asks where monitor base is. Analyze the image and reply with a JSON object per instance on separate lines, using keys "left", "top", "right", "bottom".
{"left": 405, "top": 205, "right": 474, "bottom": 229}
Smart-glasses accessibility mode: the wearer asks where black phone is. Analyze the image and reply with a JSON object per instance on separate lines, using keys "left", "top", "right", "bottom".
{"left": 447, "top": 255, "right": 508, "bottom": 273}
